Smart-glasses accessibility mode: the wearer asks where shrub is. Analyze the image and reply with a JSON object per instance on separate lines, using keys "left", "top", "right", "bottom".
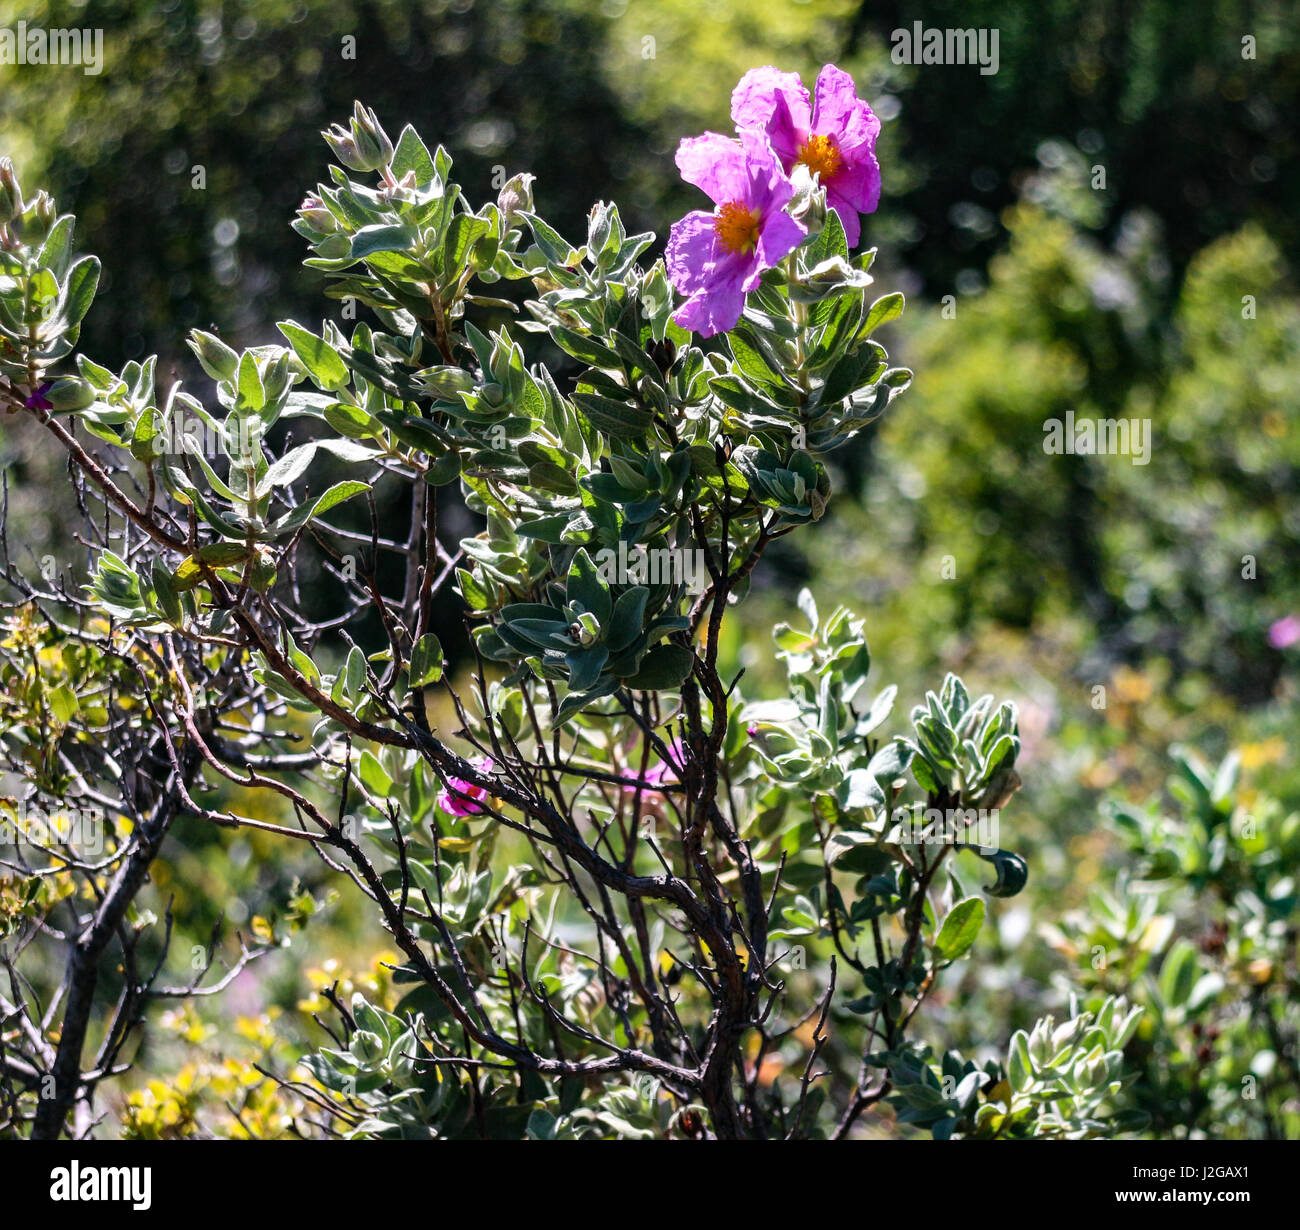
{"left": 0, "top": 82, "right": 1121, "bottom": 1140}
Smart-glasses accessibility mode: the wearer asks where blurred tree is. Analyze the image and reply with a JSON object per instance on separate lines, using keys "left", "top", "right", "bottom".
{"left": 844, "top": 0, "right": 1300, "bottom": 297}
{"left": 0, "top": 0, "right": 651, "bottom": 365}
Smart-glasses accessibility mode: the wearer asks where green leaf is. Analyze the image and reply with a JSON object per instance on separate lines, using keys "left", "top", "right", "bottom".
{"left": 409, "top": 634, "right": 444, "bottom": 689}
{"left": 342, "top": 645, "right": 367, "bottom": 700}
{"left": 728, "top": 330, "right": 786, "bottom": 389}
{"left": 61, "top": 255, "right": 100, "bottom": 327}
{"left": 457, "top": 567, "right": 490, "bottom": 611}
{"left": 279, "top": 322, "right": 350, "bottom": 392}
{"left": 263, "top": 442, "right": 318, "bottom": 489}
{"left": 352, "top": 224, "right": 416, "bottom": 260}
{"left": 572, "top": 392, "right": 653, "bottom": 438}
{"left": 867, "top": 739, "right": 913, "bottom": 785}
{"left": 821, "top": 343, "right": 885, "bottom": 405}
{"left": 526, "top": 460, "right": 578, "bottom": 494}
{"left": 171, "top": 542, "right": 249, "bottom": 591}
{"left": 934, "top": 897, "right": 985, "bottom": 962}
{"left": 38, "top": 214, "right": 76, "bottom": 279}
{"left": 804, "top": 208, "right": 849, "bottom": 266}
{"left": 358, "top": 750, "right": 394, "bottom": 798}
{"left": 323, "top": 399, "right": 377, "bottom": 439}
{"left": 521, "top": 212, "right": 580, "bottom": 265}
{"left": 860, "top": 292, "right": 905, "bottom": 337}
{"left": 151, "top": 559, "right": 183, "bottom": 623}
{"left": 236, "top": 351, "right": 265, "bottom": 413}
{"left": 48, "top": 682, "right": 80, "bottom": 724}
{"left": 1007, "top": 1030, "right": 1033, "bottom": 1092}
{"left": 391, "top": 124, "right": 437, "bottom": 184}
{"left": 1159, "top": 939, "right": 1201, "bottom": 1010}
{"left": 825, "top": 829, "right": 876, "bottom": 868}
{"left": 566, "top": 549, "right": 610, "bottom": 625}
{"left": 270, "top": 480, "right": 369, "bottom": 533}
{"left": 551, "top": 326, "right": 622, "bottom": 369}
{"left": 972, "top": 848, "right": 1029, "bottom": 898}
{"left": 606, "top": 586, "right": 649, "bottom": 653}
{"left": 444, "top": 214, "right": 491, "bottom": 273}
{"left": 623, "top": 642, "right": 694, "bottom": 690}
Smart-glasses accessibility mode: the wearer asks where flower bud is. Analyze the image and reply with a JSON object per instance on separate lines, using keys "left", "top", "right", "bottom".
{"left": 569, "top": 612, "right": 600, "bottom": 646}
{"left": 12, "top": 191, "right": 56, "bottom": 244}
{"left": 323, "top": 102, "right": 394, "bottom": 173}
{"left": 587, "top": 202, "right": 613, "bottom": 256}
{"left": 0, "top": 158, "right": 22, "bottom": 222}
{"left": 786, "top": 163, "right": 827, "bottom": 231}
{"left": 297, "top": 192, "right": 338, "bottom": 234}
{"left": 43, "top": 377, "right": 96, "bottom": 412}
{"left": 496, "top": 172, "right": 535, "bottom": 232}
{"left": 350, "top": 101, "right": 394, "bottom": 169}
{"left": 321, "top": 123, "right": 367, "bottom": 172}
{"left": 262, "top": 351, "right": 293, "bottom": 404}
{"left": 187, "top": 329, "right": 240, "bottom": 384}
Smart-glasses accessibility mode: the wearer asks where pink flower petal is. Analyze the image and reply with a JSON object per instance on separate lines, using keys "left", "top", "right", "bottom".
{"left": 825, "top": 190, "right": 863, "bottom": 248}
{"left": 811, "top": 64, "right": 874, "bottom": 139}
{"left": 752, "top": 210, "right": 807, "bottom": 286}
{"left": 620, "top": 738, "right": 686, "bottom": 794}
{"left": 1268, "top": 615, "right": 1300, "bottom": 649}
{"left": 438, "top": 756, "right": 494, "bottom": 816}
{"left": 674, "top": 279, "right": 749, "bottom": 338}
{"left": 732, "top": 66, "right": 809, "bottom": 129}
{"left": 675, "top": 132, "right": 750, "bottom": 205}
{"left": 732, "top": 66, "right": 809, "bottom": 166}
{"left": 828, "top": 151, "right": 882, "bottom": 219}
{"left": 666, "top": 210, "right": 722, "bottom": 294}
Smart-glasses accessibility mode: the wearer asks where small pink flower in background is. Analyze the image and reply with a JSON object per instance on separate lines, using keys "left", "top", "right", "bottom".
{"left": 621, "top": 738, "right": 685, "bottom": 794}
{"left": 666, "top": 131, "right": 807, "bottom": 337}
{"left": 731, "top": 64, "right": 881, "bottom": 248}
{"left": 1268, "top": 615, "right": 1300, "bottom": 649}
{"left": 438, "top": 756, "right": 494, "bottom": 815}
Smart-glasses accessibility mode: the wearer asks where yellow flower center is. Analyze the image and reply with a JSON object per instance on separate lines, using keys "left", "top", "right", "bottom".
{"left": 714, "top": 201, "right": 761, "bottom": 254}
{"left": 797, "top": 133, "right": 844, "bottom": 180}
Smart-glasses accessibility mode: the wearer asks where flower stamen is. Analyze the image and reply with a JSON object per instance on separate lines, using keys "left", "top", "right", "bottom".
{"left": 797, "top": 133, "right": 843, "bottom": 180}
{"left": 713, "top": 201, "right": 761, "bottom": 254}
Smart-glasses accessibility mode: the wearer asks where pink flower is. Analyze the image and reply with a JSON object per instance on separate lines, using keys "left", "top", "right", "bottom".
{"left": 731, "top": 64, "right": 881, "bottom": 248}
{"left": 621, "top": 739, "right": 685, "bottom": 794}
{"left": 666, "top": 131, "right": 807, "bottom": 338}
{"left": 438, "top": 756, "right": 494, "bottom": 816}
{"left": 1268, "top": 615, "right": 1300, "bottom": 650}
{"left": 24, "top": 381, "right": 53, "bottom": 411}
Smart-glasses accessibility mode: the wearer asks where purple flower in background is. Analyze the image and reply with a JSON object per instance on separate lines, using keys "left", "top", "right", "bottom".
{"left": 1268, "top": 615, "right": 1300, "bottom": 650}
{"left": 24, "top": 381, "right": 53, "bottom": 411}
{"left": 438, "top": 756, "right": 495, "bottom": 816}
{"left": 731, "top": 64, "right": 882, "bottom": 248}
{"left": 666, "top": 131, "right": 806, "bottom": 338}
{"left": 621, "top": 738, "right": 685, "bottom": 795}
